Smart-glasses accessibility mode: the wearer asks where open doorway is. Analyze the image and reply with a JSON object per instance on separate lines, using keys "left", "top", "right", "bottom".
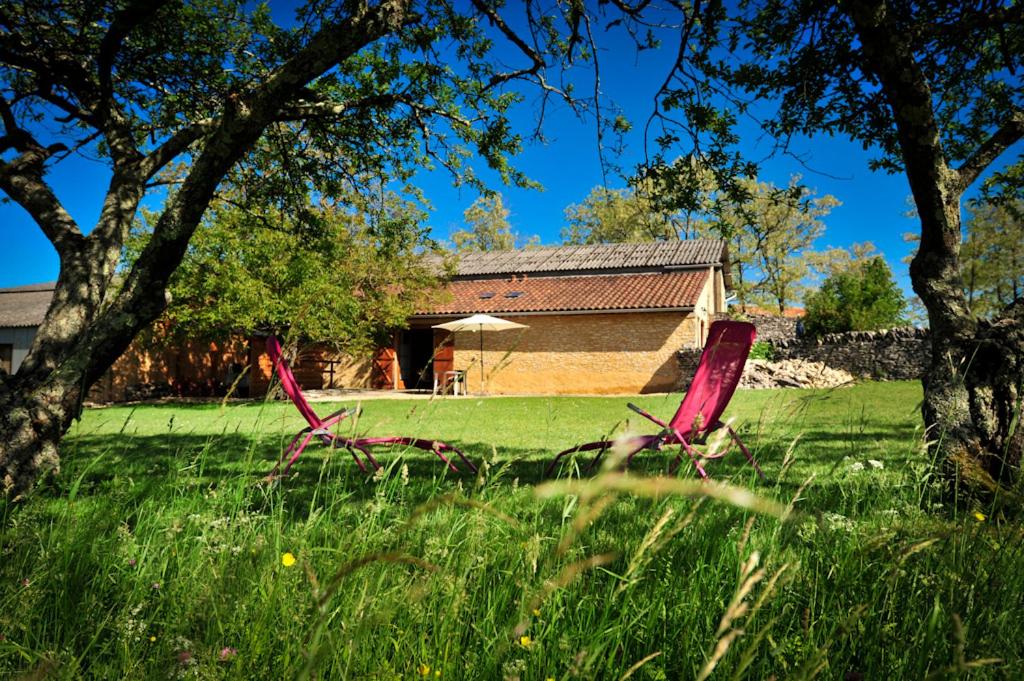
{"left": 398, "top": 328, "right": 434, "bottom": 390}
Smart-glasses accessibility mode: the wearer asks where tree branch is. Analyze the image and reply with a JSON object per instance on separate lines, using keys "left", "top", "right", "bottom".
{"left": 467, "top": 0, "right": 569, "bottom": 99}
{"left": 102, "top": 0, "right": 417, "bottom": 340}
{"left": 273, "top": 94, "right": 406, "bottom": 121}
{"left": 0, "top": 149, "right": 84, "bottom": 256}
{"left": 0, "top": 97, "right": 83, "bottom": 255}
{"left": 97, "top": 0, "right": 173, "bottom": 105}
{"left": 957, "top": 109, "right": 1024, "bottom": 191}
{"left": 138, "top": 118, "right": 218, "bottom": 180}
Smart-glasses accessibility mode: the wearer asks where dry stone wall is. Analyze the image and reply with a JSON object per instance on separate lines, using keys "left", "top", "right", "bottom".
{"left": 773, "top": 327, "right": 929, "bottom": 381}
{"left": 677, "top": 325, "right": 929, "bottom": 389}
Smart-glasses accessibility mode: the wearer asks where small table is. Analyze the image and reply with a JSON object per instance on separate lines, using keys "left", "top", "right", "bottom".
{"left": 433, "top": 370, "right": 465, "bottom": 396}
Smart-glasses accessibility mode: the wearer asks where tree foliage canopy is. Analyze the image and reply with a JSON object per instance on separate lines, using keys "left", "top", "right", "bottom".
{"left": 561, "top": 180, "right": 711, "bottom": 244}
{"left": 717, "top": 177, "right": 838, "bottom": 313}
{"left": 804, "top": 257, "right": 908, "bottom": 336}
{"left": 127, "top": 188, "right": 443, "bottom": 351}
{"left": 961, "top": 199, "right": 1024, "bottom": 317}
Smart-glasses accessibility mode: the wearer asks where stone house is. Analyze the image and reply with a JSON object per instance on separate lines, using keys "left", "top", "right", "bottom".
{"left": 372, "top": 239, "right": 732, "bottom": 395}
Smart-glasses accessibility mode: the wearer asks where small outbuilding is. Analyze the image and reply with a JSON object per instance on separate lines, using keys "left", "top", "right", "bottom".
{"left": 0, "top": 282, "right": 54, "bottom": 375}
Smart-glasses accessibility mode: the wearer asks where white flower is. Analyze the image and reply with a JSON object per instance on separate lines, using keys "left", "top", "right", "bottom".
{"left": 823, "top": 512, "right": 855, "bottom": 531}
{"left": 868, "top": 459, "right": 884, "bottom": 469}
{"left": 850, "top": 462, "right": 865, "bottom": 472}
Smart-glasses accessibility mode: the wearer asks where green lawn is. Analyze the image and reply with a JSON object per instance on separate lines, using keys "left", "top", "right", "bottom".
{"left": 2, "top": 382, "right": 1021, "bottom": 679}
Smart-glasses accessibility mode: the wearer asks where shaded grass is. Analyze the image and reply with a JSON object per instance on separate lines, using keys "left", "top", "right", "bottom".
{"left": 1, "top": 382, "right": 1021, "bottom": 679}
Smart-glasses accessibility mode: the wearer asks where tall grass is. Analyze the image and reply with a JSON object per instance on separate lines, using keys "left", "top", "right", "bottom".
{"left": 0, "top": 383, "right": 1021, "bottom": 679}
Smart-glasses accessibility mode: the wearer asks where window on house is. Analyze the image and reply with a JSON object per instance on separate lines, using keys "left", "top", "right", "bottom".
{"left": 504, "top": 291, "right": 524, "bottom": 298}
{"left": 0, "top": 344, "right": 12, "bottom": 375}
{"left": 478, "top": 292, "right": 496, "bottom": 299}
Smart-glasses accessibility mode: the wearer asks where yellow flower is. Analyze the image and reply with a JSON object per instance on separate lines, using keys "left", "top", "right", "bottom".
{"left": 149, "top": 635, "right": 156, "bottom": 642}
{"left": 974, "top": 511, "right": 986, "bottom": 522}
{"left": 532, "top": 608, "right": 541, "bottom": 617}
{"left": 281, "top": 552, "right": 297, "bottom": 567}
{"left": 519, "top": 635, "right": 532, "bottom": 649}
{"left": 417, "top": 663, "right": 431, "bottom": 676}
{"left": 435, "top": 671, "right": 441, "bottom": 678}
{"left": 547, "top": 678, "right": 555, "bottom": 681}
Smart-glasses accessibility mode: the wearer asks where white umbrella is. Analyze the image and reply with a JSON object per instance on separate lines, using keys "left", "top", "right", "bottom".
{"left": 432, "top": 314, "right": 528, "bottom": 393}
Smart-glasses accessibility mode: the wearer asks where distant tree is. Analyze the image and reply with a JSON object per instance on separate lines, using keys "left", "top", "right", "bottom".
{"left": 804, "top": 257, "right": 908, "bottom": 336}
{"left": 450, "top": 194, "right": 537, "bottom": 252}
{"left": 807, "top": 242, "right": 882, "bottom": 282}
{"left": 563, "top": 175, "right": 837, "bottom": 314}
{"left": 562, "top": 181, "right": 712, "bottom": 244}
{"left": 718, "top": 177, "right": 839, "bottom": 314}
{"left": 960, "top": 199, "right": 1024, "bottom": 317}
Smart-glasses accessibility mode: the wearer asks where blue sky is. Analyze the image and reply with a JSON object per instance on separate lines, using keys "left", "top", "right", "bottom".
{"left": 0, "top": 3, "right": 1013, "bottom": 299}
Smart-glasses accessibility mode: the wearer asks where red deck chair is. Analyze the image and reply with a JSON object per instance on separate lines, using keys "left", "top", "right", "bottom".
{"left": 546, "top": 320, "right": 765, "bottom": 480}
{"left": 265, "top": 336, "right": 477, "bottom": 478}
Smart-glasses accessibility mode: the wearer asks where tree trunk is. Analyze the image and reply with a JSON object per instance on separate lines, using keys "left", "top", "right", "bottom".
{"left": 0, "top": 372, "right": 82, "bottom": 499}
{"left": 920, "top": 309, "right": 1024, "bottom": 498}
{"left": 848, "top": 0, "right": 1024, "bottom": 502}
{"left": 0, "top": 262, "right": 161, "bottom": 500}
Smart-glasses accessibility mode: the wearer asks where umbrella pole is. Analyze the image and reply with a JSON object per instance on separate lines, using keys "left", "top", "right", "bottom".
{"left": 479, "top": 325, "right": 484, "bottom": 395}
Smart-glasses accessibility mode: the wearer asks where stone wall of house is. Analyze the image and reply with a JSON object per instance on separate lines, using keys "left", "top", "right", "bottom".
{"left": 248, "top": 338, "right": 374, "bottom": 396}
{"left": 88, "top": 335, "right": 252, "bottom": 402}
{"left": 87, "top": 334, "right": 373, "bottom": 402}
{"left": 450, "top": 310, "right": 700, "bottom": 395}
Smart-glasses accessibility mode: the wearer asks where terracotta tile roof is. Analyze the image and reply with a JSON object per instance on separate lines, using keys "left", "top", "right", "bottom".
{"left": 444, "top": 239, "right": 727, "bottom": 277}
{"left": 744, "top": 305, "right": 806, "bottom": 318}
{"left": 0, "top": 283, "right": 55, "bottom": 328}
{"left": 416, "top": 270, "right": 709, "bottom": 316}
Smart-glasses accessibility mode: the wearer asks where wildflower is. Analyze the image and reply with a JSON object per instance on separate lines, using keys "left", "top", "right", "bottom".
{"left": 868, "top": 459, "right": 884, "bottom": 469}
{"left": 533, "top": 608, "right": 541, "bottom": 618}
{"left": 435, "top": 671, "right": 441, "bottom": 678}
{"left": 519, "top": 635, "right": 532, "bottom": 649}
{"left": 127, "top": 558, "right": 137, "bottom": 567}
{"left": 219, "top": 646, "right": 238, "bottom": 661}
{"left": 150, "top": 635, "right": 157, "bottom": 642}
{"left": 849, "top": 462, "right": 865, "bottom": 473}
{"left": 281, "top": 552, "right": 296, "bottom": 567}
{"left": 177, "top": 651, "right": 193, "bottom": 665}
{"left": 20, "top": 578, "right": 30, "bottom": 588}
{"left": 974, "top": 511, "right": 986, "bottom": 522}
{"left": 418, "top": 663, "right": 431, "bottom": 676}
{"left": 151, "top": 582, "right": 160, "bottom": 590}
